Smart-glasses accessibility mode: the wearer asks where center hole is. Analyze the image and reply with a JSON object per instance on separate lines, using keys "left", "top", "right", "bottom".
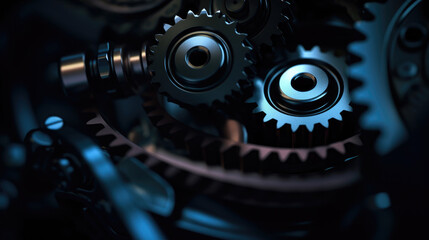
{"left": 291, "top": 73, "right": 317, "bottom": 92}
{"left": 405, "top": 26, "right": 425, "bottom": 42}
{"left": 187, "top": 46, "right": 210, "bottom": 68}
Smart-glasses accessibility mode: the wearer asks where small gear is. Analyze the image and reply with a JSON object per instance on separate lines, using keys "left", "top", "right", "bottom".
{"left": 349, "top": 0, "right": 429, "bottom": 154}
{"left": 149, "top": 9, "right": 252, "bottom": 107}
{"left": 203, "top": 0, "right": 294, "bottom": 47}
{"left": 246, "top": 46, "right": 354, "bottom": 147}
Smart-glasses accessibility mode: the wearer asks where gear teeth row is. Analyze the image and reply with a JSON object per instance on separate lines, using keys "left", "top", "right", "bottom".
{"left": 246, "top": 45, "right": 354, "bottom": 148}
{"left": 142, "top": 91, "right": 361, "bottom": 174}
{"left": 83, "top": 108, "right": 361, "bottom": 207}
{"left": 348, "top": 0, "right": 409, "bottom": 154}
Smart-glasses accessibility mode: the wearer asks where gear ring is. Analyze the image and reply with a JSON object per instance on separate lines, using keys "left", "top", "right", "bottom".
{"left": 349, "top": 0, "right": 429, "bottom": 154}
{"left": 84, "top": 108, "right": 361, "bottom": 207}
{"left": 149, "top": 9, "right": 252, "bottom": 107}
{"left": 247, "top": 46, "right": 354, "bottom": 147}
{"left": 141, "top": 88, "right": 361, "bottom": 174}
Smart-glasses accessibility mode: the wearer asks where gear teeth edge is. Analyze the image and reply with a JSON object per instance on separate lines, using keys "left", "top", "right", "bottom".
{"left": 163, "top": 23, "right": 172, "bottom": 32}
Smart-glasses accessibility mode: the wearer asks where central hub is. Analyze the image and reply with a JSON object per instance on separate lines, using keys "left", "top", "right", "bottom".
{"left": 278, "top": 64, "right": 329, "bottom": 102}
{"left": 291, "top": 73, "right": 317, "bottom": 92}
{"left": 186, "top": 46, "right": 210, "bottom": 68}
{"left": 266, "top": 62, "right": 341, "bottom": 115}
{"left": 169, "top": 32, "right": 230, "bottom": 91}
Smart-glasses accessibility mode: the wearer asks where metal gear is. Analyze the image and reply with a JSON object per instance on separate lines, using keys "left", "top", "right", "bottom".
{"left": 149, "top": 9, "right": 252, "bottom": 107}
{"left": 202, "top": 0, "right": 294, "bottom": 47}
{"left": 84, "top": 108, "right": 362, "bottom": 207}
{"left": 349, "top": 0, "right": 429, "bottom": 154}
{"left": 80, "top": 0, "right": 183, "bottom": 36}
{"left": 141, "top": 89, "right": 361, "bottom": 174}
{"left": 246, "top": 46, "right": 354, "bottom": 147}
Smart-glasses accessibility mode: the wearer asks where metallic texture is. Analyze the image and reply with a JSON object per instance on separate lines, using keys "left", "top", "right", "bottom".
{"left": 85, "top": 109, "right": 361, "bottom": 207}
{"left": 141, "top": 89, "right": 361, "bottom": 174}
{"left": 208, "top": 0, "right": 294, "bottom": 47}
{"left": 349, "top": 0, "right": 425, "bottom": 154}
{"left": 60, "top": 53, "right": 89, "bottom": 96}
{"left": 149, "top": 9, "right": 252, "bottom": 106}
{"left": 247, "top": 46, "right": 353, "bottom": 147}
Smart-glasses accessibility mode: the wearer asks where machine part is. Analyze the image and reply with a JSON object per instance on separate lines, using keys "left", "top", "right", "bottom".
{"left": 60, "top": 42, "right": 150, "bottom": 97}
{"left": 85, "top": 109, "right": 361, "bottom": 207}
{"left": 247, "top": 46, "right": 353, "bottom": 147}
{"left": 139, "top": 89, "right": 361, "bottom": 174}
{"left": 205, "top": 0, "right": 294, "bottom": 47}
{"left": 149, "top": 9, "right": 252, "bottom": 107}
{"left": 349, "top": 0, "right": 428, "bottom": 154}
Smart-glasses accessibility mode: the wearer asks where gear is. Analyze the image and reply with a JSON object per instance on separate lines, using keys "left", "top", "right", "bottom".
{"left": 81, "top": 0, "right": 184, "bottom": 37}
{"left": 149, "top": 9, "right": 252, "bottom": 107}
{"left": 349, "top": 0, "right": 429, "bottom": 154}
{"left": 202, "top": 0, "right": 294, "bottom": 47}
{"left": 84, "top": 108, "right": 361, "bottom": 207}
{"left": 141, "top": 89, "right": 361, "bottom": 174}
{"left": 246, "top": 46, "right": 354, "bottom": 147}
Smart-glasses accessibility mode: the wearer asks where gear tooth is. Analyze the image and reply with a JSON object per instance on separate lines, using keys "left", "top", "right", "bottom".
{"left": 348, "top": 41, "right": 366, "bottom": 58}
{"left": 200, "top": 8, "right": 208, "bottom": 16}
{"left": 312, "top": 45, "right": 322, "bottom": 54}
{"left": 297, "top": 45, "right": 306, "bottom": 54}
{"left": 278, "top": 150, "right": 292, "bottom": 162}
{"left": 87, "top": 117, "right": 102, "bottom": 125}
{"left": 263, "top": 115, "right": 273, "bottom": 123}
{"left": 296, "top": 150, "right": 309, "bottom": 162}
{"left": 364, "top": 2, "right": 384, "bottom": 15}
{"left": 314, "top": 147, "right": 328, "bottom": 159}
{"left": 96, "top": 128, "right": 113, "bottom": 137}
{"left": 332, "top": 142, "right": 346, "bottom": 155}
{"left": 305, "top": 124, "right": 315, "bottom": 132}
{"left": 291, "top": 124, "right": 300, "bottom": 132}
{"left": 109, "top": 138, "right": 124, "bottom": 147}
{"left": 281, "top": 14, "right": 290, "bottom": 22}
{"left": 187, "top": 10, "right": 196, "bottom": 18}
{"left": 275, "top": 120, "right": 286, "bottom": 129}
{"left": 163, "top": 23, "right": 172, "bottom": 32}
{"left": 174, "top": 15, "right": 183, "bottom": 23}
{"left": 320, "top": 120, "right": 330, "bottom": 129}
{"left": 149, "top": 45, "right": 158, "bottom": 53}
{"left": 155, "top": 34, "right": 163, "bottom": 42}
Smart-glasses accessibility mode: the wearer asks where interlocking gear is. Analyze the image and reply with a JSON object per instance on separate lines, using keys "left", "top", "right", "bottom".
{"left": 246, "top": 46, "right": 354, "bottom": 147}
{"left": 149, "top": 9, "right": 252, "bottom": 107}
{"left": 349, "top": 0, "right": 429, "bottom": 154}
{"left": 85, "top": 108, "right": 362, "bottom": 207}
{"left": 201, "top": 0, "right": 294, "bottom": 47}
{"left": 140, "top": 89, "right": 361, "bottom": 174}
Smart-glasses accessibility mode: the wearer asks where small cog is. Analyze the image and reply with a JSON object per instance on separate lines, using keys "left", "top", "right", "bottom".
{"left": 149, "top": 9, "right": 253, "bottom": 107}
{"left": 246, "top": 45, "right": 354, "bottom": 147}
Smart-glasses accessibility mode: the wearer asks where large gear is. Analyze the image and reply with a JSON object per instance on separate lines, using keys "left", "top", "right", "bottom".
{"left": 84, "top": 108, "right": 361, "bottom": 207}
{"left": 201, "top": 0, "right": 294, "bottom": 47}
{"left": 349, "top": 0, "right": 429, "bottom": 154}
{"left": 149, "top": 9, "right": 252, "bottom": 107}
{"left": 141, "top": 89, "right": 361, "bottom": 174}
{"left": 246, "top": 46, "right": 354, "bottom": 147}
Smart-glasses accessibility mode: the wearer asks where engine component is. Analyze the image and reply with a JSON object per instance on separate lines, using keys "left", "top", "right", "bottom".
{"left": 349, "top": 0, "right": 429, "bottom": 154}
{"left": 149, "top": 9, "right": 252, "bottom": 107}
{"left": 200, "top": 0, "right": 294, "bottom": 47}
{"left": 247, "top": 46, "right": 354, "bottom": 147}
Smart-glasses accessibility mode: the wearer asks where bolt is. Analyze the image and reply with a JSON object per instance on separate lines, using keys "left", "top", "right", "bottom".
{"left": 44, "top": 116, "right": 64, "bottom": 130}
